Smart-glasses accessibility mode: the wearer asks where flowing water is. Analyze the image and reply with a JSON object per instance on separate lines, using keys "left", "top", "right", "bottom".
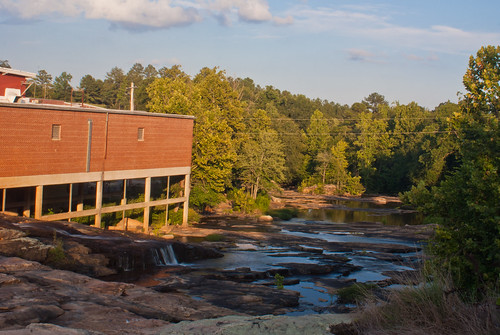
{"left": 181, "top": 200, "right": 424, "bottom": 315}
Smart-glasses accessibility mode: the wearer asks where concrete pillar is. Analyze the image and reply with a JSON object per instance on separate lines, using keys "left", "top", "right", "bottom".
{"left": 22, "top": 188, "right": 31, "bottom": 217}
{"left": 165, "top": 176, "right": 170, "bottom": 225}
{"left": 35, "top": 185, "right": 43, "bottom": 219}
{"left": 76, "top": 183, "right": 84, "bottom": 211}
{"left": 2, "top": 189, "right": 6, "bottom": 212}
{"left": 143, "top": 177, "right": 151, "bottom": 233}
{"left": 94, "top": 181, "right": 102, "bottom": 228}
{"left": 121, "top": 179, "right": 127, "bottom": 220}
{"left": 182, "top": 174, "right": 191, "bottom": 226}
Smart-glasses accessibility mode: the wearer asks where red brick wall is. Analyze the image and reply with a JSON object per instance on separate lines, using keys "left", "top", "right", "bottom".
{"left": 0, "top": 105, "right": 193, "bottom": 178}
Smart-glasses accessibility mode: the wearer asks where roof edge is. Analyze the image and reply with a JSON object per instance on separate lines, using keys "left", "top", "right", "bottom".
{"left": 0, "top": 67, "right": 36, "bottom": 78}
{"left": 0, "top": 102, "right": 195, "bottom": 120}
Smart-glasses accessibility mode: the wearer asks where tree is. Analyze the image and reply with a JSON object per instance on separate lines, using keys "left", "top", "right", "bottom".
{"left": 426, "top": 46, "right": 500, "bottom": 297}
{"left": 237, "top": 109, "right": 286, "bottom": 199}
{"left": 102, "top": 67, "right": 126, "bottom": 109}
{"left": 148, "top": 67, "right": 245, "bottom": 192}
{"left": 52, "top": 72, "right": 72, "bottom": 101}
{"left": 462, "top": 45, "right": 500, "bottom": 116}
{"left": 306, "top": 109, "right": 332, "bottom": 158}
{"left": 266, "top": 103, "right": 307, "bottom": 185}
{"left": 80, "top": 74, "right": 103, "bottom": 105}
{"left": 147, "top": 68, "right": 194, "bottom": 115}
{"left": 353, "top": 112, "right": 393, "bottom": 182}
{"left": 191, "top": 67, "right": 245, "bottom": 191}
{"left": 362, "top": 92, "right": 388, "bottom": 113}
{"left": 27, "top": 69, "right": 52, "bottom": 99}
{"left": 327, "top": 140, "right": 364, "bottom": 195}
{"left": 415, "top": 102, "right": 460, "bottom": 186}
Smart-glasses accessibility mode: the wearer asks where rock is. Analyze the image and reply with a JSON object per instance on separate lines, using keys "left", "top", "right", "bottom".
{"left": 0, "top": 228, "right": 27, "bottom": 240}
{"left": 109, "top": 218, "right": 144, "bottom": 232}
{"left": 0, "top": 255, "right": 237, "bottom": 334}
{"left": 0, "top": 256, "right": 48, "bottom": 272}
{"left": 0, "top": 323, "right": 105, "bottom": 335}
{"left": 158, "top": 313, "right": 353, "bottom": 335}
{"left": 0, "top": 229, "right": 51, "bottom": 262}
{"left": 0, "top": 305, "right": 65, "bottom": 329}
{"left": 258, "top": 215, "right": 273, "bottom": 222}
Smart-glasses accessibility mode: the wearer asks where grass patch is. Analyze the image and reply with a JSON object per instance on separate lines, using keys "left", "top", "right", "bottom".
{"left": 336, "top": 283, "right": 379, "bottom": 304}
{"left": 348, "top": 270, "right": 500, "bottom": 335}
{"left": 46, "top": 230, "right": 67, "bottom": 266}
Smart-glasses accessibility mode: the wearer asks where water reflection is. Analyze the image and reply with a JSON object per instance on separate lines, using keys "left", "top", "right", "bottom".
{"left": 297, "top": 206, "right": 423, "bottom": 226}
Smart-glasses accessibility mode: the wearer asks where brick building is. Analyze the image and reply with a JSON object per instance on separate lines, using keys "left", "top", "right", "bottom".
{"left": 0, "top": 92, "right": 194, "bottom": 230}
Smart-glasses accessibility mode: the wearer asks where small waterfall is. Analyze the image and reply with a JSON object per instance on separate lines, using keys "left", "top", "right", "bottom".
{"left": 152, "top": 245, "right": 178, "bottom": 266}
{"left": 117, "top": 252, "right": 135, "bottom": 272}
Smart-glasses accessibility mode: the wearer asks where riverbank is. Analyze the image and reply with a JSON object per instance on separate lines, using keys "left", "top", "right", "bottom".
{"left": 0, "top": 191, "right": 434, "bottom": 334}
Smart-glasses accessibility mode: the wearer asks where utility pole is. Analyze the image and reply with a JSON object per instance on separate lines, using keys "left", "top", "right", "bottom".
{"left": 129, "top": 82, "right": 137, "bottom": 111}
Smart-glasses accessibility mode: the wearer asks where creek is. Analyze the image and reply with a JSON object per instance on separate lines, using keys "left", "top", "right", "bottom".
{"left": 145, "top": 199, "right": 427, "bottom": 315}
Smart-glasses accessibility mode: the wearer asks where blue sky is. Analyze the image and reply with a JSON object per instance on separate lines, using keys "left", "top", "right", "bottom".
{"left": 1, "top": 0, "right": 500, "bottom": 109}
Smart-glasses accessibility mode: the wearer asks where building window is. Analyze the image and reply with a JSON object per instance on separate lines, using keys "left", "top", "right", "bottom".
{"left": 51, "top": 124, "right": 61, "bottom": 140}
{"left": 137, "top": 127, "right": 144, "bottom": 141}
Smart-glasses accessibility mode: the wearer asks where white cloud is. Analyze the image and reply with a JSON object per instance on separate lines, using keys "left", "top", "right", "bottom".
{"left": 289, "top": 5, "right": 500, "bottom": 55}
{"left": 347, "top": 48, "right": 384, "bottom": 63}
{"left": 273, "top": 15, "right": 294, "bottom": 26}
{"left": 0, "top": 0, "right": 202, "bottom": 29}
{"left": 0, "top": 0, "right": 278, "bottom": 29}
{"left": 236, "top": 0, "right": 272, "bottom": 22}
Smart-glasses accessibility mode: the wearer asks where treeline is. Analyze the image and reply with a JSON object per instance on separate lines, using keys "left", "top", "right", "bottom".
{"left": 25, "top": 63, "right": 460, "bottom": 201}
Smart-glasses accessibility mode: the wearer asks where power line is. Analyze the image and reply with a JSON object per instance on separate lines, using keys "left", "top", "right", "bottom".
{"left": 239, "top": 130, "right": 456, "bottom": 136}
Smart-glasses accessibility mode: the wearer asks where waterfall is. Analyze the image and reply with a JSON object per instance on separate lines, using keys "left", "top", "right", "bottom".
{"left": 152, "top": 245, "right": 178, "bottom": 266}
{"left": 117, "top": 252, "right": 134, "bottom": 272}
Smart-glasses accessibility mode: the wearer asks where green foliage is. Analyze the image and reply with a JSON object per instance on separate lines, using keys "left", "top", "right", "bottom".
{"left": 424, "top": 46, "right": 500, "bottom": 298}
{"left": 46, "top": 230, "right": 66, "bottom": 266}
{"left": 255, "top": 193, "right": 271, "bottom": 212}
{"left": 52, "top": 72, "right": 73, "bottom": 101}
{"left": 266, "top": 207, "right": 299, "bottom": 221}
{"left": 227, "top": 188, "right": 255, "bottom": 213}
{"left": 228, "top": 188, "right": 272, "bottom": 213}
{"left": 236, "top": 109, "right": 286, "bottom": 199}
{"left": 400, "top": 180, "right": 433, "bottom": 210}
{"left": 274, "top": 273, "right": 285, "bottom": 290}
{"left": 190, "top": 185, "right": 225, "bottom": 212}
{"left": 164, "top": 208, "right": 200, "bottom": 225}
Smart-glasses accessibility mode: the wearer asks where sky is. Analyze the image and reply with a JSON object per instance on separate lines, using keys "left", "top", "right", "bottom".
{"left": 1, "top": 0, "right": 500, "bottom": 109}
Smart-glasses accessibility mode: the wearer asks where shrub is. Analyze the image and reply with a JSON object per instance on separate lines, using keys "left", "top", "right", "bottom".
{"left": 227, "top": 188, "right": 256, "bottom": 213}
{"left": 266, "top": 207, "right": 298, "bottom": 221}
{"left": 46, "top": 230, "right": 66, "bottom": 266}
{"left": 336, "top": 283, "right": 378, "bottom": 304}
{"left": 167, "top": 207, "right": 200, "bottom": 225}
{"left": 190, "top": 185, "right": 224, "bottom": 212}
{"left": 274, "top": 273, "right": 285, "bottom": 289}
{"left": 255, "top": 193, "right": 271, "bottom": 212}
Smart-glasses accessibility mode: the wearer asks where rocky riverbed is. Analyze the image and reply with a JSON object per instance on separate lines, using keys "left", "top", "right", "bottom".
{"left": 0, "top": 191, "right": 433, "bottom": 334}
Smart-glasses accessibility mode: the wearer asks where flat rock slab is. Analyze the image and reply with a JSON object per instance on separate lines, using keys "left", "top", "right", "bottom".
{"left": 0, "top": 256, "right": 237, "bottom": 334}
{"left": 158, "top": 313, "right": 353, "bottom": 335}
